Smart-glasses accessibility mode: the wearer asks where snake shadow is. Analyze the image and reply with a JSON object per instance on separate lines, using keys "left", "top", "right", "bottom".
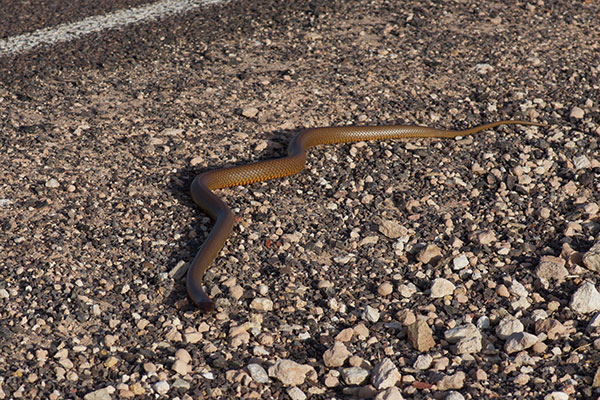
{"left": 162, "top": 127, "right": 299, "bottom": 310}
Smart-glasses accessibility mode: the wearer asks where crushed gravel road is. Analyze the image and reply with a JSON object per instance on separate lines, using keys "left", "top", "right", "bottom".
{"left": 1, "top": 0, "right": 600, "bottom": 399}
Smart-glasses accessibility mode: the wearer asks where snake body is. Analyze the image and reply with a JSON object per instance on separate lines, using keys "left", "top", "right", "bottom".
{"left": 188, "top": 120, "right": 544, "bottom": 311}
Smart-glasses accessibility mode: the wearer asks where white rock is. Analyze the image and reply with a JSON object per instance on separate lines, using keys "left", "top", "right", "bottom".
{"left": 505, "top": 332, "right": 538, "bottom": 354}
{"left": 341, "top": 367, "right": 369, "bottom": 385}
{"left": 570, "top": 281, "right": 600, "bottom": 313}
{"left": 83, "top": 386, "right": 115, "bottom": 400}
{"left": 250, "top": 297, "right": 273, "bottom": 311}
{"left": 452, "top": 255, "right": 469, "bottom": 270}
{"left": 363, "top": 305, "right": 380, "bottom": 322}
{"left": 247, "top": 363, "right": 270, "bottom": 383}
{"left": 379, "top": 220, "right": 408, "bottom": 239}
{"left": 0, "top": 289, "right": 9, "bottom": 299}
{"left": 573, "top": 155, "right": 591, "bottom": 170}
{"left": 413, "top": 354, "right": 433, "bottom": 370}
{"left": 45, "top": 178, "right": 60, "bottom": 188}
{"left": 430, "top": 278, "right": 455, "bottom": 298}
{"left": 509, "top": 280, "right": 529, "bottom": 298}
{"left": 544, "top": 391, "right": 569, "bottom": 400}
{"left": 495, "top": 316, "right": 524, "bottom": 339}
{"left": 445, "top": 392, "right": 466, "bottom": 400}
{"left": 371, "top": 358, "right": 400, "bottom": 389}
{"left": 153, "top": 381, "right": 170, "bottom": 395}
{"left": 398, "top": 283, "right": 417, "bottom": 298}
{"left": 286, "top": 387, "right": 306, "bottom": 400}
{"left": 569, "top": 106, "right": 585, "bottom": 119}
{"left": 268, "top": 359, "right": 316, "bottom": 386}
{"left": 444, "top": 323, "right": 481, "bottom": 343}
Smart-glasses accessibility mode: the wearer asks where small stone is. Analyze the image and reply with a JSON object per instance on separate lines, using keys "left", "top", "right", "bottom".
{"left": 445, "top": 392, "right": 465, "bottom": 400}
{"left": 84, "top": 386, "right": 116, "bottom": 400}
{"left": 175, "top": 348, "right": 192, "bottom": 364}
{"left": 452, "top": 254, "right": 469, "bottom": 270}
{"left": 593, "top": 366, "right": 600, "bottom": 387}
{"left": 573, "top": 155, "right": 591, "bottom": 170}
{"left": 45, "top": 178, "right": 60, "bottom": 188}
{"left": 247, "top": 363, "right": 270, "bottom": 383}
{"left": 286, "top": 387, "right": 306, "bottom": 400}
{"left": 341, "top": 367, "right": 369, "bottom": 385}
{"left": 371, "top": 358, "right": 400, "bottom": 389}
{"left": 536, "top": 256, "right": 568, "bottom": 282}
{"left": 496, "top": 284, "right": 510, "bottom": 297}
{"left": 407, "top": 320, "right": 436, "bottom": 352}
{"left": 104, "top": 356, "right": 118, "bottom": 368}
{"left": 379, "top": 220, "right": 408, "bottom": 239}
{"left": 475, "top": 230, "right": 496, "bottom": 245}
{"left": 336, "top": 328, "right": 354, "bottom": 342}
{"left": 268, "top": 359, "right": 316, "bottom": 386}
{"left": 323, "top": 341, "right": 351, "bottom": 367}
{"left": 229, "top": 285, "right": 244, "bottom": 300}
{"left": 363, "top": 305, "right": 380, "bottom": 322}
{"left": 505, "top": 332, "right": 539, "bottom": 354}
{"left": 417, "top": 244, "right": 442, "bottom": 264}
{"left": 190, "top": 156, "right": 203, "bottom": 167}
{"left": 430, "top": 278, "right": 455, "bottom": 298}
{"left": 378, "top": 282, "right": 394, "bottom": 296}
{"left": 544, "top": 392, "right": 569, "bottom": 400}
{"left": 250, "top": 297, "right": 273, "bottom": 311}
{"left": 242, "top": 107, "right": 259, "bottom": 118}
{"left": 570, "top": 281, "right": 600, "bottom": 313}
{"left": 153, "top": 381, "right": 170, "bottom": 395}
{"left": 514, "top": 373, "right": 530, "bottom": 385}
{"left": 413, "top": 354, "right": 433, "bottom": 370}
{"left": 583, "top": 243, "right": 600, "bottom": 272}
{"left": 436, "top": 371, "right": 466, "bottom": 390}
{"left": 0, "top": 288, "right": 8, "bottom": 299}
{"left": 354, "top": 323, "right": 370, "bottom": 339}
{"left": 172, "top": 359, "right": 191, "bottom": 375}
{"left": 495, "top": 316, "right": 524, "bottom": 339}
{"left": 569, "top": 106, "right": 585, "bottom": 119}
{"left": 375, "top": 386, "right": 404, "bottom": 400}
{"left": 398, "top": 283, "right": 417, "bottom": 298}
{"left": 184, "top": 332, "right": 203, "bottom": 344}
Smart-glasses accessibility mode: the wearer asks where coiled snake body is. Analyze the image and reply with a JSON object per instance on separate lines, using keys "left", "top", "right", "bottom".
{"left": 188, "top": 120, "right": 544, "bottom": 311}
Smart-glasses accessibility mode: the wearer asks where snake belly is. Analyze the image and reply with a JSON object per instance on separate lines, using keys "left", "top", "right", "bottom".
{"left": 187, "top": 120, "right": 544, "bottom": 312}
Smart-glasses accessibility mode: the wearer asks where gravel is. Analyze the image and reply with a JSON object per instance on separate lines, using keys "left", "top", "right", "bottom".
{"left": 1, "top": 0, "right": 600, "bottom": 399}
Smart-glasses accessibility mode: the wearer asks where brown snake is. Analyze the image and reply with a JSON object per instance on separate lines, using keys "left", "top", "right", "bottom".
{"left": 187, "top": 120, "right": 544, "bottom": 311}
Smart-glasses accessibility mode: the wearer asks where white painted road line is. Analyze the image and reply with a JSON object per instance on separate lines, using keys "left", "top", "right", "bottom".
{"left": 0, "top": 0, "right": 226, "bottom": 56}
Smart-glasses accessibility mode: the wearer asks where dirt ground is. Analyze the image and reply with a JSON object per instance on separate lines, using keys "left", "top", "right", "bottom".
{"left": 1, "top": 0, "right": 600, "bottom": 399}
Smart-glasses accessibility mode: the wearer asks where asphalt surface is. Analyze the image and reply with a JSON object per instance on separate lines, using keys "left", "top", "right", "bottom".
{"left": 1, "top": 0, "right": 600, "bottom": 399}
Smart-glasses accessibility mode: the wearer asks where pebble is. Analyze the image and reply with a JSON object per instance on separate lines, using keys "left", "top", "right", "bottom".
{"left": 593, "top": 366, "right": 600, "bottom": 387}
{"left": 535, "top": 318, "right": 567, "bottom": 340}
{"left": 495, "top": 316, "right": 524, "bottom": 339}
{"left": 336, "top": 328, "right": 354, "bottom": 342}
{"left": 249, "top": 297, "right": 273, "bottom": 311}
{"left": 544, "top": 392, "right": 569, "bottom": 400}
{"left": 452, "top": 254, "right": 469, "bottom": 270}
{"left": 407, "top": 320, "right": 436, "bottom": 352}
{"left": 583, "top": 242, "right": 600, "bottom": 272}
{"left": 371, "top": 358, "right": 400, "bottom": 389}
{"left": 247, "top": 363, "right": 270, "bottom": 383}
{"left": 377, "top": 282, "right": 393, "bottom": 296}
{"left": 505, "top": 332, "right": 539, "bottom": 354}
{"left": 83, "top": 386, "right": 115, "bottom": 400}
{"left": 430, "top": 278, "right": 455, "bottom": 298}
{"left": 363, "top": 305, "right": 380, "bottom": 322}
{"left": 172, "top": 359, "right": 191, "bottom": 375}
{"left": 436, "top": 371, "right": 465, "bottom": 390}
{"left": 413, "top": 354, "right": 433, "bottom": 370}
{"left": 152, "top": 381, "right": 170, "bottom": 395}
{"left": 268, "top": 359, "right": 316, "bottom": 386}
{"left": 242, "top": 107, "right": 259, "bottom": 118}
{"left": 341, "top": 367, "right": 369, "bottom": 385}
{"left": 417, "top": 244, "right": 442, "bottom": 264}
{"left": 398, "top": 283, "right": 417, "bottom": 298}
{"left": 45, "top": 178, "right": 60, "bottom": 188}
{"left": 323, "top": 341, "right": 351, "bottom": 367}
{"left": 536, "top": 256, "right": 568, "bottom": 282}
{"left": 375, "top": 386, "right": 404, "bottom": 400}
{"left": 0, "top": 289, "right": 9, "bottom": 299}
{"left": 570, "top": 281, "right": 600, "bottom": 313}
{"left": 475, "top": 230, "right": 496, "bottom": 245}
{"left": 445, "top": 392, "right": 465, "bottom": 400}
{"left": 569, "top": 106, "right": 585, "bottom": 119}
{"left": 573, "top": 155, "right": 591, "bottom": 169}
{"left": 378, "top": 220, "right": 407, "bottom": 239}
{"left": 286, "top": 387, "right": 307, "bottom": 400}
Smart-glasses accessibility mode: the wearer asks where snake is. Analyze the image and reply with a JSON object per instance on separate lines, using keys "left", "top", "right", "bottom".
{"left": 187, "top": 120, "right": 545, "bottom": 312}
